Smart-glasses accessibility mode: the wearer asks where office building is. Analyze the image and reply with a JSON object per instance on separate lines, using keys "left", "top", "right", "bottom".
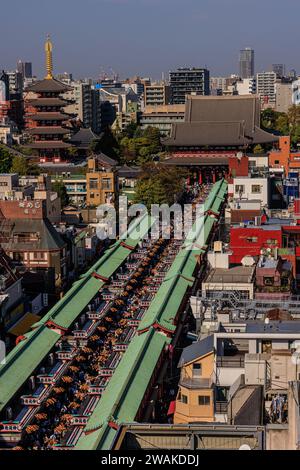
{"left": 16, "top": 61, "right": 32, "bottom": 80}
{"left": 272, "top": 64, "right": 285, "bottom": 79}
{"left": 239, "top": 48, "right": 255, "bottom": 79}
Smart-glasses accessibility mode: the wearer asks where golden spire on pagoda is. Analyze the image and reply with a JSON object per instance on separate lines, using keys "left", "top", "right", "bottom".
{"left": 45, "top": 34, "right": 53, "bottom": 79}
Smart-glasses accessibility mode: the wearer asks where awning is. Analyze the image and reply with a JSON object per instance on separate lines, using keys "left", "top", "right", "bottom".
{"left": 8, "top": 313, "right": 41, "bottom": 336}
{"left": 167, "top": 400, "right": 176, "bottom": 416}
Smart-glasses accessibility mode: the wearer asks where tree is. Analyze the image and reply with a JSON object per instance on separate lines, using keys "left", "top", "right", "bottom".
{"left": 253, "top": 144, "right": 264, "bottom": 154}
{"left": 52, "top": 179, "right": 69, "bottom": 207}
{"left": 133, "top": 163, "right": 187, "bottom": 209}
{"left": 10, "top": 156, "right": 28, "bottom": 175}
{"left": 0, "top": 148, "right": 12, "bottom": 173}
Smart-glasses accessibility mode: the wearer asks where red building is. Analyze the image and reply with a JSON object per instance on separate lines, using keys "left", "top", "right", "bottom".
{"left": 230, "top": 225, "right": 282, "bottom": 264}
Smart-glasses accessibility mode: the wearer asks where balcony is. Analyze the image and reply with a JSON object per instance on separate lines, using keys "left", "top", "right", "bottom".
{"left": 216, "top": 356, "right": 245, "bottom": 368}
{"left": 215, "top": 401, "right": 228, "bottom": 414}
{"left": 180, "top": 377, "right": 213, "bottom": 389}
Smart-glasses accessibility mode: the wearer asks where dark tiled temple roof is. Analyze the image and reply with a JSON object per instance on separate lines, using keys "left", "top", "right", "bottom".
{"left": 163, "top": 95, "right": 278, "bottom": 147}
{"left": 69, "top": 128, "right": 101, "bottom": 149}
{"left": 27, "top": 141, "right": 72, "bottom": 149}
{"left": 26, "top": 78, "right": 73, "bottom": 93}
{"left": 162, "top": 155, "right": 229, "bottom": 166}
{"left": 94, "top": 152, "right": 117, "bottom": 167}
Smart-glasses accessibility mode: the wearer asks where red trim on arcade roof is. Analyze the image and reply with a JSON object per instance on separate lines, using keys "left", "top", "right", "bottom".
{"left": 92, "top": 272, "right": 109, "bottom": 282}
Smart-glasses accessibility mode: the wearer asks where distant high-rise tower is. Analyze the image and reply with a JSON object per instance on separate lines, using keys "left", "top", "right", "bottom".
{"left": 272, "top": 64, "right": 285, "bottom": 79}
{"left": 17, "top": 60, "right": 32, "bottom": 79}
{"left": 239, "top": 48, "right": 254, "bottom": 79}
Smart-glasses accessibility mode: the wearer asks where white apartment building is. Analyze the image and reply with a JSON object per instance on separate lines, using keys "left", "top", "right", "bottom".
{"left": 64, "top": 82, "right": 92, "bottom": 128}
{"left": 292, "top": 79, "right": 300, "bottom": 105}
{"left": 232, "top": 177, "right": 269, "bottom": 206}
{"left": 236, "top": 78, "right": 256, "bottom": 95}
{"left": 256, "top": 72, "right": 276, "bottom": 108}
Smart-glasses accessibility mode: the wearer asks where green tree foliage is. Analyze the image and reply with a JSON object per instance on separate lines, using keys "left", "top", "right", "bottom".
{"left": 133, "top": 163, "right": 187, "bottom": 209}
{"left": 253, "top": 144, "right": 264, "bottom": 154}
{"left": 0, "top": 148, "right": 13, "bottom": 173}
{"left": 10, "top": 156, "right": 28, "bottom": 175}
{"left": 119, "top": 126, "right": 162, "bottom": 164}
{"left": 261, "top": 106, "right": 300, "bottom": 148}
{"left": 52, "top": 179, "right": 69, "bottom": 207}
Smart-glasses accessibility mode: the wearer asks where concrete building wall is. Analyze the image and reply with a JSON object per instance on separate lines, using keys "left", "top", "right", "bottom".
{"left": 275, "top": 82, "right": 292, "bottom": 113}
{"left": 233, "top": 177, "right": 269, "bottom": 206}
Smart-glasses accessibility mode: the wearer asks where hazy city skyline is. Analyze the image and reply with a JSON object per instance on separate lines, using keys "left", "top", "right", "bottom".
{"left": 0, "top": 0, "right": 298, "bottom": 79}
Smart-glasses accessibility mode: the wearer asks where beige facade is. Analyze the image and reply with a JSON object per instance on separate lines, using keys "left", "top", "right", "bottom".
{"left": 174, "top": 352, "right": 215, "bottom": 424}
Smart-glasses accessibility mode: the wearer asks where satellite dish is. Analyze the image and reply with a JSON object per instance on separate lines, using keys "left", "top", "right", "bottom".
{"left": 239, "top": 444, "right": 251, "bottom": 451}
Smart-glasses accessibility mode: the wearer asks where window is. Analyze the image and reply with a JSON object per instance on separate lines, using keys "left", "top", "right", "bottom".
{"left": 102, "top": 178, "right": 112, "bottom": 190}
{"left": 193, "top": 363, "right": 202, "bottom": 377}
{"left": 89, "top": 178, "right": 98, "bottom": 190}
{"left": 235, "top": 185, "right": 244, "bottom": 194}
{"left": 275, "top": 160, "right": 280, "bottom": 164}
{"left": 251, "top": 185, "right": 261, "bottom": 194}
{"left": 264, "top": 277, "right": 274, "bottom": 286}
{"left": 198, "top": 396, "right": 210, "bottom": 406}
{"left": 246, "top": 237, "right": 258, "bottom": 243}
{"left": 181, "top": 395, "right": 188, "bottom": 404}
{"left": 266, "top": 239, "right": 278, "bottom": 245}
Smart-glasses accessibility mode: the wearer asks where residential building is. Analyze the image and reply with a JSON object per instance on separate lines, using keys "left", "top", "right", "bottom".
{"left": 236, "top": 78, "right": 256, "bottom": 95}
{"left": 0, "top": 248, "right": 24, "bottom": 336}
{"left": 275, "top": 81, "right": 293, "bottom": 113}
{"left": 169, "top": 68, "right": 210, "bottom": 104}
{"left": 292, "top": 79, "right": 300, "bottom": 105}
{"left": 231, "top": 176, "right": 269, "bottom": 206}
{"left": 256, "top": 72, "right": 277, "bottom": 109}
{"left": 239, "top": 48, "right": 255, "bottom": 79}
{"left": 64, "top": 81, "right": 92, "bottom": 127}
{"left": 175, "top": 320, "right": 300, "bottom": 428}
{"left": 86, "top": 154, "right": 118, "bottom": 207}
{"left": 144, "top": 84, "right": 171, "bottom": 107}
{"left": 140, "top": 104, "right": 185, "bottom": 136}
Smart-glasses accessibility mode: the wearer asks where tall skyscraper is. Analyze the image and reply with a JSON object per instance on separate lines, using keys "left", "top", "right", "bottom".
{"left": 272, "top": 64, "right": 285, "bottom": 79}
{"left": 239, "top": 48, "right": 254, "bottom": 79}
{"left": 169, "top": 68, "right": 210, "bottom": 104}
{"left": 17, "top": 60, "right": 32, "bottom": 79}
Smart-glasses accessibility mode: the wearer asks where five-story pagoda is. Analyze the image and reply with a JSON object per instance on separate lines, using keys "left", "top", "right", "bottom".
{"left": 24, "top": 36, "right": 74, "bottom": 163}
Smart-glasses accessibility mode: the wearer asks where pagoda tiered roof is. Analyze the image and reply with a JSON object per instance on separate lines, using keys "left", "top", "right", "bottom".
{"left": 27, "top": 97, "right": 69, "bottom": 107}
{"left": 27, "top": 126, "right": 70, "bottom": 135}
{"left": 29, "top": 112, "right": 70, "bottom": 121}
{"left": 26, "top": 78, "right": 72, "bottom": 93}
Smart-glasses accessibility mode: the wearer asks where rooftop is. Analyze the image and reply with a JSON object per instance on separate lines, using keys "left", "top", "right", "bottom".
{"left": 178, "top": 335, "right": 214, "bottom": 367}
{"left": 163, "top": 95, "right": 278, "bottom": 148}
{"left": 26, "top": 78, "right": 73, "bottom": 94}
{"left": 205, "top": 265, "right": 255, "bottom": 284}
{"left": 245, "top": 321, "right": 300, "bottom": 334}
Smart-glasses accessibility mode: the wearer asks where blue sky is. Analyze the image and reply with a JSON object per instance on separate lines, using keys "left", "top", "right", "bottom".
{"left": 1, "top": 0, "right": 299, "bottom": 79}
